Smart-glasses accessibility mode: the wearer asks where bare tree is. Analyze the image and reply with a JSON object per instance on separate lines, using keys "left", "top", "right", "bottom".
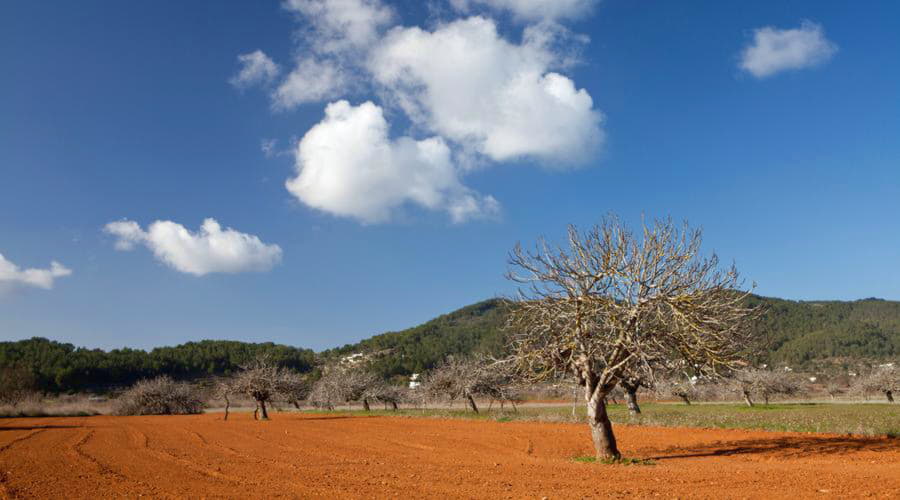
{"left": 232, "top": 357, "right": 307, "bottom": 420}
{"left": 342, "top": 370, "right": 381, "bottom": 411}
{"left": 423, "top": 357, "right": 478, "bottom": 412}
{"left": 368, "top": 383, "right": 407, "bottom": 410}
{"left": 619, "top": 376, "right": 649, "bottom": 415}
{"left": 733, "top": 369, "right": 803, "bottom": 406}
{"left": 0, "top": 365, "right": 36, "bottom": 408}
{"left": 307, "top": 365, "right": 382, "bottom": 410}
{"left": 824, "top": 382, "right": 843, "bottom": 400}
{"left": 214, "top": 377, "right": 237, "bottom": 420}
{"left": 114, "top": 376, "right": 204, "bottom": 415}
{"left": 856, "top": 366, "right": 899, "bottom": 403}
{"left": 506, "top": 216, "right": 761, "bottom": 459}
{"left": 309, "top": 370, "right": 343, "bottom": 410}
{"left": 654, "top": 377, "right": 700, "bottom": 406}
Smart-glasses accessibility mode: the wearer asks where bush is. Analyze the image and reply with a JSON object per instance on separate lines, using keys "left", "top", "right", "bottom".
{"left": 114, "top": 376, "right": 203, "bottom": 415}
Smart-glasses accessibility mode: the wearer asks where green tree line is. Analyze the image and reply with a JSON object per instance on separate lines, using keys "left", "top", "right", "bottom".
{"left": 0, "top": 338, "right": 316, "bottom": 393}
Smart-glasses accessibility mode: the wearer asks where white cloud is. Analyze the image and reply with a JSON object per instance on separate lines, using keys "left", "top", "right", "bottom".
{"left": 739, "top": 21, "right": 837, "bottom": 78}
{"left": 272, "top": 57, "right": 346, "bottom": 110}
{"left": 449, "top": 0, "right": 597, "bottom": 22}
{"left": 286, "top": 100, "right": 499, "bottom": 223}
{"left": 0, "top": 253, "right": 72, "bottom": 290}
{"left": 104, "top": 219, "right": 282, "bottom": 276}
{"left": 369, "top": 17, "right": 603, "bottom": 165}
{"left": 230, "top": 50, "right": 281, "bottom": 89}
{"left": 282, "top": 0, "right": 395, "bottom": 54}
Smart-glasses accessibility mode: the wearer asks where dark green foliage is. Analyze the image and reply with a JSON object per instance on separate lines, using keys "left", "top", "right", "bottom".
{"left": 321, "top": 299, "right": 510, "bottom": 379}
{"left": 3, "top": 296, "right": 899, "bottom": 393}
{"left": 331, "top": 296, "right": 900, "bottom": 377}
{"left": 0, "top": 338, "right": 316, "bottom": 393}
{"left": 749, "top": 296, "right": 900, "bottom": 364}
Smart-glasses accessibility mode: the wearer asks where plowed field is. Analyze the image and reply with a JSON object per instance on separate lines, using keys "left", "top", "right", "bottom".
{"left": 1, "top": 413, "right": 898, "bottom": 498}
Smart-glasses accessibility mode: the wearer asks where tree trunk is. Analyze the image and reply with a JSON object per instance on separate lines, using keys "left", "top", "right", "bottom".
{"left": 886, "top": 390, "right": 894, "bottom": 403}
{"left": 258, "top": 400, "right": 269, "bottom": 420}
{"left": 363, "top": 398, "right": 370, "bottom": 411}
{"left": 391, "top": 401, "right": 398, "bottom": 410}
{"left": 624, "top": 387, "right": 641, "bottom": 415}
{"left": 587, "top": 389, "right": 620, "bottom": 460}
{"left": 742, "top": 391, "right": 754, "bottom": 407}
{"left": 466, "top": 393, "right": 479, "bottom": 413}
{"left": 764, "top": 394, "right": 770, "bottom": 405}
{"left": 223, "top": 395, "right": 230, "bottom": 421}
{"left": 679, "top": 394, "right": 692, "bottom": 406}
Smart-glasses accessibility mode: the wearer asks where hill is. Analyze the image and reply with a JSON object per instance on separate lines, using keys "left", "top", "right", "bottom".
{"left": 331, "top": 295, "right": 900, "bottom": 378}
{"left": 3, "top": 296, "right": 899, "bottom": 392}
{"left": 0, "top": 338, "right": 316, "bottom": 393}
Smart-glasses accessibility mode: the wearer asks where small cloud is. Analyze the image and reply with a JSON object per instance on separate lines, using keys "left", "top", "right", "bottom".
{"left": 104, "top": 218, "right": 282, "bottom": 276}
{"left": 230, "top": 50, "right": 281, "bottom": 89}
{"left": 739, "top": 21, "right": 837, "bottom": 78}
{"left": 271, "top": 57, "right": 345, "bottom": 111}
{"left": 0, "top": 253, "right": 72, "bottom": 291}
{"left": 449, "top": 0, "right": 598, "bottom": 23}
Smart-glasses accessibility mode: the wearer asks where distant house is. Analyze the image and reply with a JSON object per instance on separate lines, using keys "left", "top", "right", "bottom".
{"left": 341, "top": 353, "right": 365, "bottom": 365}
{"left": 409, "top": 373, "right": 421, "bottom": 389}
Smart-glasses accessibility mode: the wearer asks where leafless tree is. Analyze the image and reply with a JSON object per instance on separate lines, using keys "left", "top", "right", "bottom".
{"left": 307, "top": 365, "right": 383, "bottom": 410}
{"left": 423, "top": 357, "right": 477, "bottom": 411}
{"left": 342, "top": 370, "right": 381, "bottom": 411}
{"left": 213, "top": 377, "right": 238, "bottom": 420}
{"left": 855, "top": 366, "right": 899, "bottom": 403}
{"left": 653, "top": 377, "right": 700, "bottom": 406}
{"left": 0, "top": 365, "right": 36, "bottom": 408}
{"left": 114, "top": 376, "right": 204, "bottom": 415}
{"left": 232, "top": 357, "right": 307, "bottom": 420}
{"left": 369, "top": 383, "right": 407, "bottom": 410}
{"left": 733, "top": 369, "right": 803, "bottom": 406}
{"left": 619, "top": 375, "right": 649, "bottom": 415}
{"left": 506, "top": 216, "right": 761, "bottom": 459}
{"left": 308, "top": 370, "right": 343, "bottom": 410}
{"left": 824, "top": 382, "right": 843, "bottom": 400}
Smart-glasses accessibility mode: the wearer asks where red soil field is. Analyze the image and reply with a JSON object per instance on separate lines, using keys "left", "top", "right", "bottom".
{"left": 1, "top": 413, "right": 898, "bottom": 498}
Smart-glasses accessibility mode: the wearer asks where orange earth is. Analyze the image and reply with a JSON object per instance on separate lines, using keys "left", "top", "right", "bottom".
{"left": 1, "top": 413, "right": 898, "bottom": 499}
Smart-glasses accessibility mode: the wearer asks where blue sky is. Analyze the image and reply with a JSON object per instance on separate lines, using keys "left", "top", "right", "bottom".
{"left": 1, "top": 1, "right": 898, "bottom": 351}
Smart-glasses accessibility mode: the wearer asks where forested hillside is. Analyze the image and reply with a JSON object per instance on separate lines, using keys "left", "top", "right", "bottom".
{"left": 0, "top": 338, "right": 316, "bottom": 393}
{"left": 331, "top": 296, "right": 900, "bottom": 378}
{"left": 323, "top": 299, "right": 509, "bottom": 379}
{"left": 3, "top": 296, "right": 899, "bottom": 392}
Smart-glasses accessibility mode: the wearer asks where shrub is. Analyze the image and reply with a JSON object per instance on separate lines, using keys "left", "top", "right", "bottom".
{"left": 114, "top": 376, "right": 204, "bottom": 415}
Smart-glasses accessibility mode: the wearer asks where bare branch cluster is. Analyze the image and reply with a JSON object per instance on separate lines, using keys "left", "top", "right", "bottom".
{"left": 229, "top": 356, "right": 309, "bottom": 420}
{"left": 505, "top": 215, "right": 763, "bottom": 458}
{"left": 422, "top": 357, "right": 521, "bottom": 413}
{"left": 733, "top": 369, "right": 805, "bottom": 406}
{"left": 114, "top": 376, "right": 203, "bottom": 416}
{"left": 852, "top": 366, "right": 899, "bottom": 403}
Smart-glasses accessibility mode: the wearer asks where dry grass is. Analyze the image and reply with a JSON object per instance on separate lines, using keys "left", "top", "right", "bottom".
{"left": 0, "top": 394, "right": 110, "bottom": 418}
{"left": 297, "top": 401, "right": 900, "bottom": 437}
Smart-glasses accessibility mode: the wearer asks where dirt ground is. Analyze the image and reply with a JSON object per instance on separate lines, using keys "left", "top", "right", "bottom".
{"left": 1, "top": 413, "right": 898, "bottom": 499}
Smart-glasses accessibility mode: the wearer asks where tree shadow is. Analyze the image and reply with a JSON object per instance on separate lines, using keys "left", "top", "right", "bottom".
{"left": 0, "top": 425, "right": 81, "bottom": 431}
{"left": 649, "top": 435, "right": 900, "bottom": 460}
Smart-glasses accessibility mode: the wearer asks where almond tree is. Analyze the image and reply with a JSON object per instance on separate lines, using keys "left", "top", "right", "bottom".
{"left": 734, "top": 369, "right": 803, "bottom": 406}
{"left": 506, "top": 216, "right": 761, "bottom": 459}
{"left": 857, "top": 366, "right": 899, "bottom": 403}
{"left": 232, "top": 357, "right": 307, "bottom": 420}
